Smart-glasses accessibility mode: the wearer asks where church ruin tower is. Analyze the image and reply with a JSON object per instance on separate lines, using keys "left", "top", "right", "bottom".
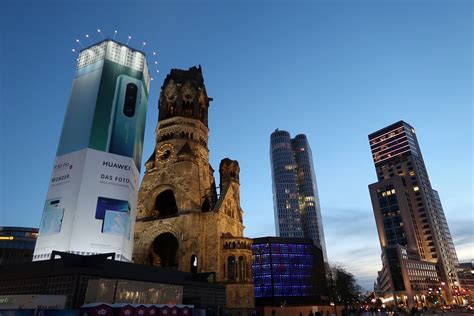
{"left": 133, "top": 66, "right": 254, "bottom": 310}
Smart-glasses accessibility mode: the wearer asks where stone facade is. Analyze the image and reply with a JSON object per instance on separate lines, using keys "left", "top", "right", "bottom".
{"left": 133, "top": 66, "right": 254, "bottom": 310}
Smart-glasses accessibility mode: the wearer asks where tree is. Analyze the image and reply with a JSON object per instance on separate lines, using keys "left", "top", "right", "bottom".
{"left": 327, "top": 263, "right": 361, "bottom": 313}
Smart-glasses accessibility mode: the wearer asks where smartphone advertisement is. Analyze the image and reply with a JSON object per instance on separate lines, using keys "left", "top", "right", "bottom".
{"left": 34, "top": 40, "right": 149, "bottom": 262}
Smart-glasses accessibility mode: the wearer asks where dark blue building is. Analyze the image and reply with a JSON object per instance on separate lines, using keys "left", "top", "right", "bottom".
{"left": 0, "top": 226, "right": 38, "bottom": 265}
{"left": 252, "top": 237, "right": 327, "bottom": 306}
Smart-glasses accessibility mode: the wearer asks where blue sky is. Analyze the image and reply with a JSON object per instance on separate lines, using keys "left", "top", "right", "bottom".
{"left": 1, "top": 0, "right": 472, "bottom": 289}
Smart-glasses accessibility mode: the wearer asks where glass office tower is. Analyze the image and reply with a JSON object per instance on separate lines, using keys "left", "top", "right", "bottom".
{"left": 368, "top": 121, "right": 459, "bottom": 307}
{"left": 270, "top": 130, "right": 327, "bottom": 262}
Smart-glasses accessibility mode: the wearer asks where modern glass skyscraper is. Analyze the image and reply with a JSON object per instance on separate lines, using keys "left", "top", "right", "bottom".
{"left": 270, "top": 130, "right": 327, "bottom": 262}
{"left": 368, "top": 121, "right": 459, "bottom": 306}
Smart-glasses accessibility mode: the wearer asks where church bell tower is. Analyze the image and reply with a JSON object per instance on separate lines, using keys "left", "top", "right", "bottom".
{"left": 133, "top": 66, "right": 254, "bottom": 310}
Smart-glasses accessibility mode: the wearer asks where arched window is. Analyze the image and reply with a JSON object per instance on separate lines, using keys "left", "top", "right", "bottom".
{"left": 155, "top": 190, "right": 178, "bottom": 217}
{"left": 151, "top": 233, "right": 179, "bottom": 268}
{"left": 238, "top": 256, "right": 246, "bottom": 281}
{"left": 201, "top": 197, "right": 211, "bottom": 212}
{"left": 190, "top": 255, "right": 198, "bottom": 273}
{"left": 227, "top": 256, "right": 236, "bottom": 281}
{"left": 183, "top": 101, "right": 193, "bottom": 117}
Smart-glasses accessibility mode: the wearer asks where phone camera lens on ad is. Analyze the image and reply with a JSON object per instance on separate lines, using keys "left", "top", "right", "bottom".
{"left": 123, "top": 83, "right": 137, "bottom": 117}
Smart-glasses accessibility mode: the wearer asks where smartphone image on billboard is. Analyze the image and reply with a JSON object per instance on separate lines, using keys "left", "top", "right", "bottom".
{"left": 39, "top": 198, "right": 64, "bottom": 235}
{"left": 102, "top": 210, "right": 130, "bottom": 238}
{"left": 107, "top": 75, "right": 143, "bottom": 160}
{"left": 95, "top": 196, "right": 130, "bottom": 220}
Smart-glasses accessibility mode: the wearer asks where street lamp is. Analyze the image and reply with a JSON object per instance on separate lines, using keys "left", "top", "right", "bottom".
{"left": 439, "top": 282, "right": 446, "bottom": 305}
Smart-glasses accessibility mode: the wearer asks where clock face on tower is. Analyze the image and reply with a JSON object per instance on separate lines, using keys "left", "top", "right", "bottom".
{"left": 164, "top": 82, "right": 177, "bottom": 102}
{"left": 156, "top": 144, "right": 174, "bottom": 163}
{"left": 182, "top": 84, "right": 195, "bottom": 102}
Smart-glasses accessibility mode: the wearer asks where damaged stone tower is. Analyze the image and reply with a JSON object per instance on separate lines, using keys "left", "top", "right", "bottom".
{"left": 133, "top": 66, "right": 254, "bottom": 309}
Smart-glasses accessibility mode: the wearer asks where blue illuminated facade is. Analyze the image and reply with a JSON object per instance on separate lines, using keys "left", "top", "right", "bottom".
{"left": 252, "top": 237, "right": 327, "bottom": 306}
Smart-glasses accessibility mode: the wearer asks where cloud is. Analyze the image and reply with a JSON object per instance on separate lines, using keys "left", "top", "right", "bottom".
{"left": 323, "top": 207, "right": 381, "bottom": 290}
{"left": 445, "top": 210, "right": 474, "bottom": 262}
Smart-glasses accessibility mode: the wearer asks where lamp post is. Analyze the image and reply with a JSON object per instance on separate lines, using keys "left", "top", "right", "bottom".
{"left": 440, "top": 282, "right": 446, "bottom": 306}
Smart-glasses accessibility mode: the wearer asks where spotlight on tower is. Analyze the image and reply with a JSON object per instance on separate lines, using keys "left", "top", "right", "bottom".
{"left": 75, "top": 39, "right": 84, "bottom": 48}
{"left": 126, "top": 35, "right": 132, "bottom": 45}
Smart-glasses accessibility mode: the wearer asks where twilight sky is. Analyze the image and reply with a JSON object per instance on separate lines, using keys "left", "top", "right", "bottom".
{"left": 1, "top": 0, "right": 472, "bottom": 289}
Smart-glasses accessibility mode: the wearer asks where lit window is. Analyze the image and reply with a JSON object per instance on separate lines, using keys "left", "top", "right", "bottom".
{"left": 414, "top": 186, "right": 419, "bottom": 192}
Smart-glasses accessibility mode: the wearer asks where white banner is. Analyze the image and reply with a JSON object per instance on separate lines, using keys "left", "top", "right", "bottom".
{"left": 34, "top": 148, "right": 138, "bottom": 261}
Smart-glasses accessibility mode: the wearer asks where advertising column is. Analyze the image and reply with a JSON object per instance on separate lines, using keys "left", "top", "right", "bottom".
{"left": 33, "top": 40, "right": 150, "bottom": 262}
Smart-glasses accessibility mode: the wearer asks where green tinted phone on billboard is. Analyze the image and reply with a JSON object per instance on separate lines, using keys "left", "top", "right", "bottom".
{"left": 34, "top": 40, "right": 150, "bottom": 262}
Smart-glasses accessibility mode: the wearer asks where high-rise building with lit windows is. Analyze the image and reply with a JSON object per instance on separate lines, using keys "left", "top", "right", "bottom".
{"left": 368, "top": 121, "right": 459, "bottom": 307}
{"left": 270, "top": 130, "right": 327, "bottom": 262}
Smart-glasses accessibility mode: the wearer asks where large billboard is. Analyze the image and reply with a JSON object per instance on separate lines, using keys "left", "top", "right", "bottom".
{"left": 33, "top": 40, "right": 150, "bottom": 262}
